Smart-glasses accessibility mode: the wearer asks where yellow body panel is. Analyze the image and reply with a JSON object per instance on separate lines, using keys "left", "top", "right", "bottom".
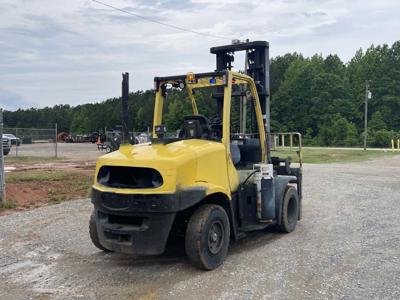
{"left": 93, "top": 140, "right": 232, "bottom": 198}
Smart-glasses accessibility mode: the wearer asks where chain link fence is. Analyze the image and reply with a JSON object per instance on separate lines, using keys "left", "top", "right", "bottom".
{"left": 3, "top": 126, "right": 58, "bottom": 158}
{"left": 2, "top": 124, "right": 152, "bottom": 160}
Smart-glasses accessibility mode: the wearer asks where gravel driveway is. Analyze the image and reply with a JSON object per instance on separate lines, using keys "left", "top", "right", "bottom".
{"left": 8, "top": 143, "right": 103, "bottom": 160}
{"left": 1, "top": 156, "right": 400, "bottom": 299}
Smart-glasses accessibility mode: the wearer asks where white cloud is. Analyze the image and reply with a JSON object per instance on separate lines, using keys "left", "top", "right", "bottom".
{"left": 0, "top": 0, "right": 399, "bottom": 109}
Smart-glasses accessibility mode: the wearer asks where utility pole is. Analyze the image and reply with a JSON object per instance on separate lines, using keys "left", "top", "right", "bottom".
{"left": 0, "top": 109, "right": 5, "bottom": 204}
{"left": 363, "top": 81, "right": 371, "bottom": 150}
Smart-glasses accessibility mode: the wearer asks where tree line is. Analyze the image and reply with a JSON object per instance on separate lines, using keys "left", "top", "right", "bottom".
{"left": 4, "top": 41, "right": 400, "bottom": 147}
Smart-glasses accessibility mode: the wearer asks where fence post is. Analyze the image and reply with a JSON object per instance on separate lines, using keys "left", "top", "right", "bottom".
{"left": 391, "top": 139, "right": 394, "bottom": 152}
{"left": 0, "top": 109, "right": 5, "bottom": 204}
{"left": 55, "top": 123, "right": 58, "bottom": 158}
{"left": 15, "top": 127, "right": 18, "bottom": 157}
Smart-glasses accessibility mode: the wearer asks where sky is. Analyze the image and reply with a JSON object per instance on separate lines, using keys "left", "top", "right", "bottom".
{"left": 0, "top": 0, "right": 399, "bottom": 110}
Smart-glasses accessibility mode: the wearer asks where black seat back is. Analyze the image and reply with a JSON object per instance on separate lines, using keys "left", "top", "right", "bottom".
{"left": 183, "top": 115, "right": 210, "bottom": 139}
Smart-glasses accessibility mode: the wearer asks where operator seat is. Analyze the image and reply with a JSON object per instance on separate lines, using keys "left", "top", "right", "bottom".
{"left": 182, "top": 115, "right": 211, "bottom": 139}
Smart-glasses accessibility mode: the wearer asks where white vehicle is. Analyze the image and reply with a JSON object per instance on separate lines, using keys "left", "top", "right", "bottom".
{"left": 2, "top": 135, "right": 11, "bottom": 155}
{"left": 4, "top": 133, "right": 21, "bottom": 146}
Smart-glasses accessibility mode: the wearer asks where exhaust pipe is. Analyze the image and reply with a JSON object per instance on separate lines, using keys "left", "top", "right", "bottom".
{"left": 122, "top": 72, "right": 129, "bottom": 144}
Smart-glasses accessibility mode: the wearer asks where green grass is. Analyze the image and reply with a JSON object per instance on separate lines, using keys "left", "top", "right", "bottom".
{"left": 48, "top": 190, "right": 67, "bottom": 204}
{"left": 46, "top": 172, "right": 93, "bottom": 204}
{"left": 0, "top": 200, "right": 17, "bottom": 210}
{"left": 4, "top": 156, "right": 65, "bottom": 164}
{"left": 271, "top": 148, "right": 400, "bottom": 164}
{"left": 5, "top": 169, "right": 93, "bottom": 208}
{"left": 6, "top": 170, "right": 73, "bottom": 183}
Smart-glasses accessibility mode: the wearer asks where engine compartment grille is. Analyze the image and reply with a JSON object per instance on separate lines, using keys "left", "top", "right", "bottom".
{"left": 97, "top": 166, "right": 163, "bottom": 189}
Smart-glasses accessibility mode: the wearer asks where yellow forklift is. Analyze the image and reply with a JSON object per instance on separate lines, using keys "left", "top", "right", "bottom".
{"left": 89, "top": 41, "right": 303, "bottom": 270}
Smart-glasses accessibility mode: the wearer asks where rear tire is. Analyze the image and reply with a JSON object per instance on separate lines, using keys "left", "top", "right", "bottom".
{"left": 277, "top": 186, "right": 299, "bottom": 233}
{"left": 185, "top": 204, "right": 230, "bottom": 270}
{"left": 89, "top": 211, "right": 112, "bottom": 252}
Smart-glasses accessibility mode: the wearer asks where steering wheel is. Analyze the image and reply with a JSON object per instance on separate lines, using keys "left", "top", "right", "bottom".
{"left": 210, "top": 115, "right": 222, "bottom": 139}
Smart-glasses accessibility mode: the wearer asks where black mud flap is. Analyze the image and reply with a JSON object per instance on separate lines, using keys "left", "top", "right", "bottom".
{"left": 261, "top": 178, "right": 276, "bottom": 220}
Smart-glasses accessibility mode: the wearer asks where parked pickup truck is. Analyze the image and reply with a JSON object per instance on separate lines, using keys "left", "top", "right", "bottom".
{"left": 2, "top": 135, "right": 11, "bottom": 155}
{"left": 4, "top": 133, "right": 21, "bottom": 146}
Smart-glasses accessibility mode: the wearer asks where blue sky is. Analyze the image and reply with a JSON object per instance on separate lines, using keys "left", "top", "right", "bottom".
{"left": 1, "top": 0, "right": 399, "bottom": 110}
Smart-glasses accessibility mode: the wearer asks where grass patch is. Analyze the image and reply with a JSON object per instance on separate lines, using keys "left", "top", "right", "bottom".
{"left": 48, "top": 190, "right": 67, "bottom": 204}
{"left": 4, "top": 156, "right": 65, "bottom": 164}
{"left": 46, "top": 174, "right": 93, "bottom": 204}
{"left": 6, "top": 170, "right": 72, "bottom": 183}
{"left": 0, "top": 200, "right": 17, "bottom": 210}
{"left": 271, "top": 148, "right": 400, "bottom": 164}
{"left": 5, "top": 169, "right": 94, "bottom": 209}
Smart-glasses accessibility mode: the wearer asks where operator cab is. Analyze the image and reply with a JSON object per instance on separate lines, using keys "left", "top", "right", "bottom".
{"left": 152, "top": 71, "right": 265, "bottom": 173}
{"left": 229, "top": 83, "right": 263, "bottom": 169}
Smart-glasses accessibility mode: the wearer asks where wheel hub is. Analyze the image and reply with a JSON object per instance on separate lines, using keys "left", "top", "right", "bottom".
{"left": 207, "top": 220, "right": 224, "bottom": 255}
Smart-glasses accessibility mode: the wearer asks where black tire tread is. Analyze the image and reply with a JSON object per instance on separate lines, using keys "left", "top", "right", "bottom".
{"left": 277, "top": 186, "right": 299, "bottom": 233}
{"left": 89, "top": 211, "right": 112, "bottom": 252}
{"left": 185, "top": 204, "right": 230, "bottom": 270}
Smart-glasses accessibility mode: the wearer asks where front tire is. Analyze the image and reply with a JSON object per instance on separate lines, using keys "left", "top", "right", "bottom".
{"left": 89, "top": 211, "right": 112, "bottom": 252}
{"left": 277, "top": 186, "right": 299, "bottom": 233}
{"left": 185, "top": 204, "right": 230, "bottom": 270}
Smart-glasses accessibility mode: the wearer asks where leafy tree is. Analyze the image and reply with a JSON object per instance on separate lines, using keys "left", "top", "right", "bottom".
{"left": 317, "top": 114, "right": 359, "bottom": 146}
{"left": 370, "top": 130, "right": 399, "bottom": 147}
{"left": 270, "top": 53, "right": 303, "bottom": 95}
{"left": 369, "top": 111, "right": 387, "bottom": 131}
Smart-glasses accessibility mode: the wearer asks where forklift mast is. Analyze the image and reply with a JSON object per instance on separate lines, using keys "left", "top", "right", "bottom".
{"left": 210, "top": 40, "right": 271, "bottom": 161}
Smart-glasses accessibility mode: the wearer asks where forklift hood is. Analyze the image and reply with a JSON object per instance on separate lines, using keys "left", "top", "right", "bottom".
{"left": 93, "top": 139, "right": 227, "bottom": 193}
{"left": 101, "top": 139, "right": 218, "bottom": 167}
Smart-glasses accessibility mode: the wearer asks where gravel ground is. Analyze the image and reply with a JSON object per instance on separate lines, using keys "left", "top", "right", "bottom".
{"left": 1, "top": 156, "right": 400, "bottom": 300}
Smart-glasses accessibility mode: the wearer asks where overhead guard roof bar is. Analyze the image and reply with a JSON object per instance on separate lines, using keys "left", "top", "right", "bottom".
{"left": 154, "top": 71, "right": 227, "bottom": 85}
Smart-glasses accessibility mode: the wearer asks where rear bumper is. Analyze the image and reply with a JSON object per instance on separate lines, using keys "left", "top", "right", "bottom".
{"left": 91, "top": 187, "right": 205, "bottom": 255}
{"left": 93, "top": 208, "right": 176, "bottom": 255}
